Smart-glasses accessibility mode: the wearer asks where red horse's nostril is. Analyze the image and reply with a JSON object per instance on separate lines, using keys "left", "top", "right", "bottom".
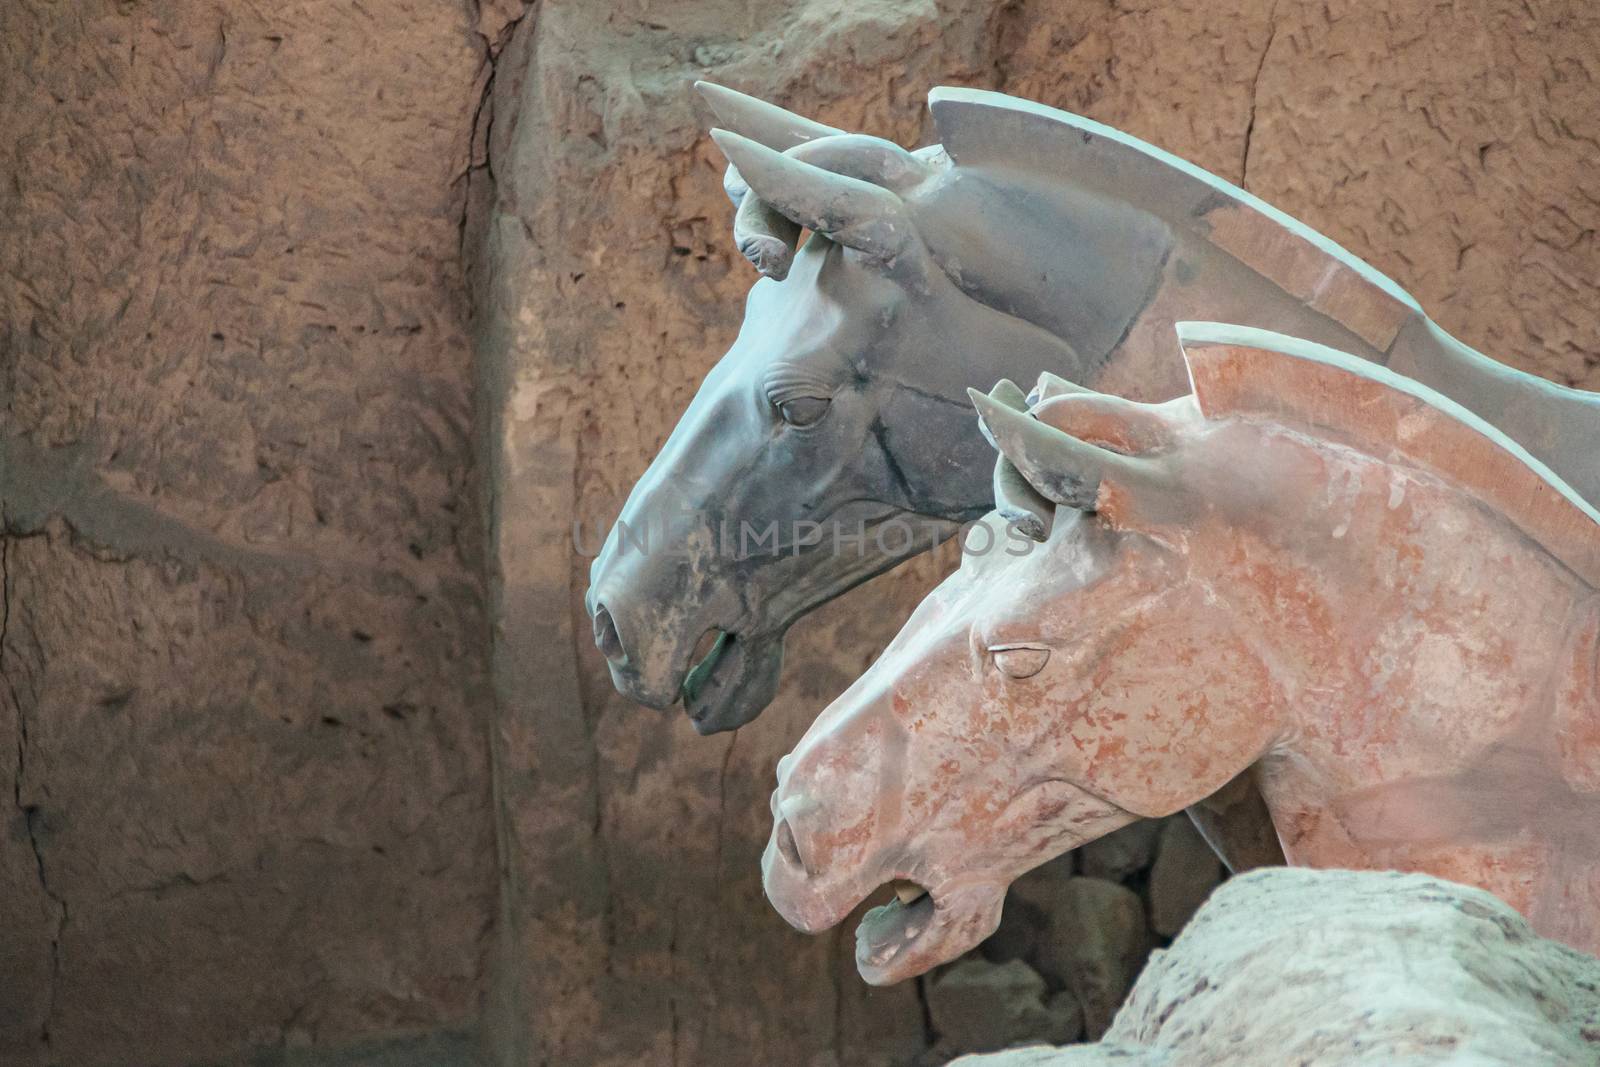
{"left": 776, "top": 818, "right": 805, "bottom": 873}
{"left": 593, "top": 605, "right": 625, "bottom": 663}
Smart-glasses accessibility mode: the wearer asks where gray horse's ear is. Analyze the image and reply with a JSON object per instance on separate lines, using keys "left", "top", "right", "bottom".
{"left": 711, "top": 129, "right": 913, "bottom": 266}
{"left": 785, "top": 134, "right": 933, "bottom": 193}
{"left": 695, "top": 81, "right": 842, "bottom": 151}
{"left": 968, "top": 388, "right": 1152, "bottom": 512}
{"left": 731, "top": 195, "right": 803, "bottom": 280}
{"left": 698, "top": 82, "right": 843, "bottom": 278}
{"left": 975, "top": 378, "right": 1029, "bottom": 451}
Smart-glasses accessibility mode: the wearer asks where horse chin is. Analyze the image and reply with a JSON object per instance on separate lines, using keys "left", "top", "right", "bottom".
{"left": 680, "top": 631, "right": 785, "bottom": 735}
{"left": 854, "top": 880, "right": 1006, "bottom": 986}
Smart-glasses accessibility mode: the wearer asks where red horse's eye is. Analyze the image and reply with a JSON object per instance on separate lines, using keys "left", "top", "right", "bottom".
{"left": 991, "top": 645, "right": 1050, "bottom": 679}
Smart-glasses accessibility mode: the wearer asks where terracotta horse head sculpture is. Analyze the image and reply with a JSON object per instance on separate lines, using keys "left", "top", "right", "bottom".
{"left": 585, "top": 82, "right": 1600, "bottom": 737}
{"left": 763, "top": 323, "right": 1600, "bottom": 984}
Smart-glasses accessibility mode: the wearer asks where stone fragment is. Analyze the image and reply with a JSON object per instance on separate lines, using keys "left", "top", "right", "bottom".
{"left": 1076, "top": 819, "right": 1162, "bottom": 883}
{"left": 1036, "top": 878, "right": 1151, "bottom": 1040}
{"left": 983, "top": 851, "right": 1076, "bottom": 965}
{"left": 928, "top": 958, "right": 1083, "bottom": 1056}
{"left": 951, "top": 869, "right": 1600, "bottom": 1067}
{"left": 1147, "top": 816, "right": 1226, "bottom": 937}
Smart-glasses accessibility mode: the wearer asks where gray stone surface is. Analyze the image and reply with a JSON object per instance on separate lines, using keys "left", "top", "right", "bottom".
{"left": 928, "top": 958, "right": 1082, "bottom": 1057}
{"left": 1033, "top": 879, "right": 1151, "bottom": 1041}
{"left": 952, "top": 868, "right": 1600, "bottom": 1067}
{"left": 1077, "top": 820, "right": 1164, "bottom": 885}
{"left": 1147, "top": 818, "right": 1225, "bottom": 938}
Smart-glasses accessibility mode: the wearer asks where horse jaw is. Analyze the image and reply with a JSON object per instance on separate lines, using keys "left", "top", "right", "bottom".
{"left": 680, "top": 630, "right": 785, "bottom": 734}
{"left": 854, "top": 880, "right": 1005, "bottom": 986}
{"left": 681, "top": 512, "right": 959, "bottom": 733}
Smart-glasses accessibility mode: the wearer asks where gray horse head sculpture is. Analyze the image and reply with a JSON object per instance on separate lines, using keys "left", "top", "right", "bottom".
{"left": 586, "top": 82, "right": 1600, "bottom": 736}
{"left": 585, "top": 86, "right": 1166, "bottom": 734}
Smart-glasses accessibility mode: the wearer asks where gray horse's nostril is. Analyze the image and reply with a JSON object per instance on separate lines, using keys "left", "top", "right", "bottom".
{"left": 593, "top": 605, "right": 625, "bottom": 663}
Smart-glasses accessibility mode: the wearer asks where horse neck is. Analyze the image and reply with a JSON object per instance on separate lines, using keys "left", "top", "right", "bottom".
{"left": 921, "top": 156, "right": 1600, "bottom": 509}
{"left": 1234, "top": 479, "right": 1591, "bottom": 787}
{"left": 1550, "top": 593, "right": 1600, "bottom": 796}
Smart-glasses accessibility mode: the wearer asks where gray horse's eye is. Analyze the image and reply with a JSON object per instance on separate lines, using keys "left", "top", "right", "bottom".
{"left": 778, "top": 396, "right": 831, "bottom": 427}
{"left": 991, "top": 645, "right": 1050, "bottom": 679}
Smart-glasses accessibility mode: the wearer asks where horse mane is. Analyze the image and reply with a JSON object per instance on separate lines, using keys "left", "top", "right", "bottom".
{"left": 927, "top": 87, "right": 1419, "bottom": 353}
{"left": 925, "top": 87, "right": 1600, "bottom": 511}
{"left": 1174, "top": 322, "right": 1600, "bottom": 589}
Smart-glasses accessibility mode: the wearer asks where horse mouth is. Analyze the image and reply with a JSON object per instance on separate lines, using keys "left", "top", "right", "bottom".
{"left": 679, "top": 628, "right": 776, "bottom": 734}
{"left": 681, "top": 629, "right": 732, "bottom": 707}
{"left": 675, "top": 627, "right": 748, "bottom": 735}
{"left": 854, "top": 880, "right": 936, "bottom": 985}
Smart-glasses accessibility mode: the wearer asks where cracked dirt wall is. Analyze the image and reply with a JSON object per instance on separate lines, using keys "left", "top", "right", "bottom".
{"left": 1, "top": 2, "right": 500, "bottom": 1064}
{"left": 477, "top": 1, "right": 1599, "bottom": 1065}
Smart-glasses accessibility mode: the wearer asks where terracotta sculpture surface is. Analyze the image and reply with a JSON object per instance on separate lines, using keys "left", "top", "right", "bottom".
{"left": 585, "top": 81, "right": 1600, "bottom": 743}
{"left": 762, "top": 324, "right": 1600, "bottom": 985}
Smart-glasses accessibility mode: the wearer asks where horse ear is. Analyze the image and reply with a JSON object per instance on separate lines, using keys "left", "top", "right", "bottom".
{"left": 711, "top": 129, "right": 914, "bottom": 266}
{"left": 975, "top": 379, "right": 1029, "bottom": 450}
{"left": 696, "top": 81, "right": 842, "bottom": 152}
{"left": 697, "top": 82, "right": 843, "bottom": 279}
{"left": 1030, "top": 393, "right": 1189, "bottom": 454}
{"left": 720, "top": 135, "right": 932, "bottom": 280}
{"left": 730, "top": 194, "right": 804, "bottom": 280}
{"left": 977, "top": 381, "right": 1056, "bottom": 541}
{"left": 969, "top": 388, "right": 1155, "bottom": 514}
{"left": 1026, "top": 371, "right": 1093, "bottom": 406}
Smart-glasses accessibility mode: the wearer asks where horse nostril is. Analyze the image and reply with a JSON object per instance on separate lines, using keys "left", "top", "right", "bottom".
{"left": 776, "top": 818, "right": 805, "bottom": 873}
{"left": 593, "top": 605, "right": 625, "bottom": 663}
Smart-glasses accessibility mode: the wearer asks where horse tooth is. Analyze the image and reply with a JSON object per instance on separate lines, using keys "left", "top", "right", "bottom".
{"left": 893, "top": 881, "right": 927, "bottom": 906}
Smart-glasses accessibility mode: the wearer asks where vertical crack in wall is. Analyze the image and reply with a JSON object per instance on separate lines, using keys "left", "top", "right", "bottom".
{"left": 461, "top": 0, "right": 534, "bottom": 264}
{"left": 2, "top": 524, "right": 66, "bottom": 1052}
{"left": 463, "top": 8, "right": 540, "bottom": 1062}
{"left": 913, "top": 973, "right": 937, "bottom": 1050}
{"left": 458, "top": 53, "right": 496, "bottom": 268}
{"left": 712, "top": 728, "right": 738, "bottom": 894}
{"left": 1240, "top": 2, "right": 1281, "bottom": 190}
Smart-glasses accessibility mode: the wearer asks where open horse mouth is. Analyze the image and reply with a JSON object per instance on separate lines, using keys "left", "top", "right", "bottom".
{"left": 859, "top": 878, "right": 1007, "bottom": 984}
{"left": 855, "top": 881, "right": 936, "bottom": 982}
{"left": 681, "top": 628, "right": 733, "bottom": 706}
{"left": 815, "top": 876, "right": 1003, "bottom": 985}
{"left": 679, "top": 628, "right": 784, "bottom": 734}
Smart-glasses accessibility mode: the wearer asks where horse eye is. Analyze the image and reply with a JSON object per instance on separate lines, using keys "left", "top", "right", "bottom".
{"left": 992, "top": 646, "right": 1050, "bottom": 679}
{"left": 778, "top": 396, "right": 831, "bottom": 427}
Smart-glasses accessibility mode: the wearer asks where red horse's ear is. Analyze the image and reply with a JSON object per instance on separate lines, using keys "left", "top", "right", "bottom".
{"left": 1030, "top": 393, "right": 1188, "bottom": 455}
{"left": 969, "top": 388, "right": 1164, "bottom": 522}
{"left": 975, "top": 380, "right": 1056, "bottom": 541}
